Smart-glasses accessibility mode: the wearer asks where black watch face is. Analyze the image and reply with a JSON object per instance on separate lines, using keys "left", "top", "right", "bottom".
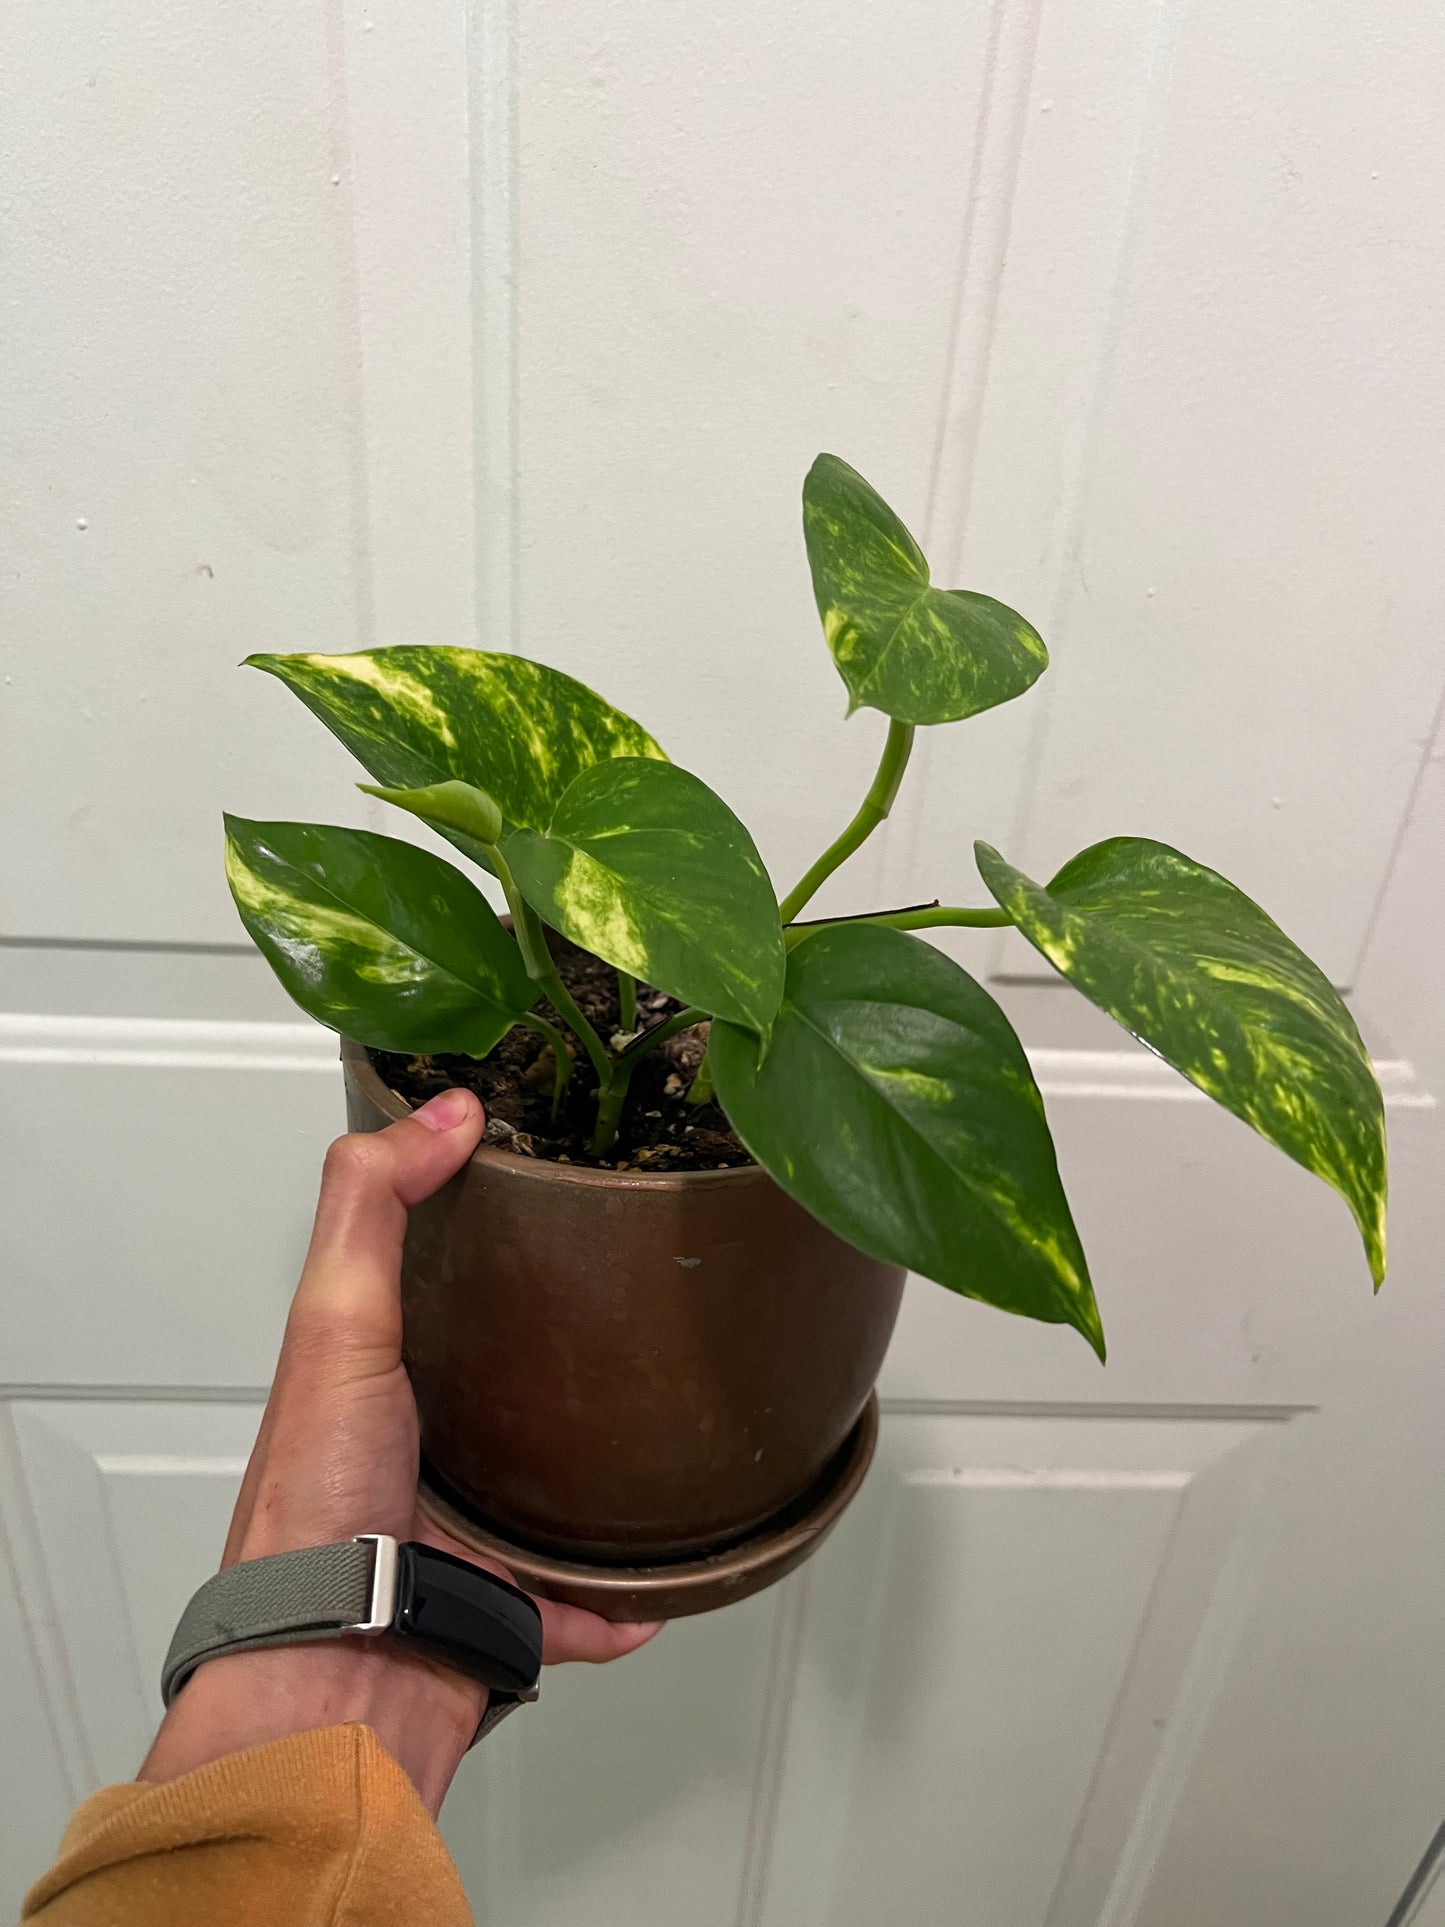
{"left": 394, "top": 1544, "right": 543, "bottom": 1696}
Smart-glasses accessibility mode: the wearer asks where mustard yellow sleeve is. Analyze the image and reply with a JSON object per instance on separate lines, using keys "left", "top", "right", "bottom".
{"left": 22, "top": 1724, "right": 473, "bottom": 1927}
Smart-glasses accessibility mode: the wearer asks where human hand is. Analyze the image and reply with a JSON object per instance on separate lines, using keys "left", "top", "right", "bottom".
{"left": 141, "top": 1088, "right": 661, "bottom": 1810}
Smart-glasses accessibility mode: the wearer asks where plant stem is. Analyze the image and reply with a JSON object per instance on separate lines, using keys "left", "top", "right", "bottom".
{"left": 590, "top": 1075, "right": 631, "bottom": 1157}
{"left": 518, "top": 1011, "right": 574, "bottom": 1118}
{"left": 489, "top": 847, "right": 553, "bottom": 979}
{"left": 488, "top": 843, "right": 613, "bottom": 1089}
{"left": 590, "top": 1006, "right": 708, "bottom": 1156}
{"left": 777, "top": 718, "right": 916, "bottom": 925}
{"left": 617, "top": 970, "right": 637, "bottom": 1033}
{"left": 852, "top": 903, "right": 1011, "bottom": 930}
{"left": 784, "top": 903, "right": 1011, "bottom": 948}
{"left": 537, "top": 967, "right": 612, "bottom": 1089}
{"left": 685, "top": 1050, "right": 715, "bottom": 1107}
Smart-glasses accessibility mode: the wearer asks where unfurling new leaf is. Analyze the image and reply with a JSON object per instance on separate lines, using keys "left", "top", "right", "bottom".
{"left": 360, "top": 778, "right": 504, "bottom": 848}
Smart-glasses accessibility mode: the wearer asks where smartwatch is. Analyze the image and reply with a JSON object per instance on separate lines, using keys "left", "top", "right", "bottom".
{"left": 161, "top": 1535, "right": 543, "bottom": 1743}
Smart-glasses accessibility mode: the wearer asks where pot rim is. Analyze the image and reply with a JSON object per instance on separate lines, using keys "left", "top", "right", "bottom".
{"left": 341, "top": 1035, "right": 766, "bottom": 1193}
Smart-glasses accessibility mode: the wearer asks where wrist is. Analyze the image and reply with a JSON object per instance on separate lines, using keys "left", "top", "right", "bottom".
{"left": 140, "top": 1637, "right": 487, "bottom": 1815}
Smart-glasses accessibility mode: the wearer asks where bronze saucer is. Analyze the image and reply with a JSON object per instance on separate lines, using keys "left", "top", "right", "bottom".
{"left": 417, "top": 1393, "right": 878, "bottom": 1622}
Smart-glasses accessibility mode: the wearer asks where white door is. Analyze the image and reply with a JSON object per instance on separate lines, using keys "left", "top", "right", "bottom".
{"left": 2, "top": 1, "right": 1441, "bottom": 1922}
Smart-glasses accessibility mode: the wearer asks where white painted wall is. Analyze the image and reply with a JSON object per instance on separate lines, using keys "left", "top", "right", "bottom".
{"left": 2, "top": 0, "right": 1442, "bottom": 1920}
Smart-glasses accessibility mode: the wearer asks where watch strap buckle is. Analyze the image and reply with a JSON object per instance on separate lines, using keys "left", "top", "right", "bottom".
{"left": 349, "top": 1534, "right": 400, "bottom": 1634}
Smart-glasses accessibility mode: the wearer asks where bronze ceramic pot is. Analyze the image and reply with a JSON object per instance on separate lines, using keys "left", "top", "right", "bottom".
{"left": 343, "top": 1040, "right": 904, "bottom": 1568}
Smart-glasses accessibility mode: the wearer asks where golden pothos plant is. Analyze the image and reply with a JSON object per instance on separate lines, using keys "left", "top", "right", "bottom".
{"left": 226, "top": 455, "right": 1388, "bottom": 1360}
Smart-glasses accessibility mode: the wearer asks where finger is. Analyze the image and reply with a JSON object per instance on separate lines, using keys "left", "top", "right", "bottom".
{"left": 536, "top": 1599, "right": 666, "bottom": 1666}
{"left": 289, "top": 1088, "right": 484, "bottom": 1359}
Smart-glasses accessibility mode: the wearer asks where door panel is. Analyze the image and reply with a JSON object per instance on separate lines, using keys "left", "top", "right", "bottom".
{"left": 447, "top": 1588, "right": 787, "bottom": 1927}
{"left": 0, "top": 1023, "right": 337, "bottom": 1388}
{"left": 8, "top": 1401, "right": 260, "bottom": 1787}
{"left": 15, "top": 0, "right": 1437, "bottom": 977}
{"left": 757, "top": 1413, "right": 1279, "bottom": 1927}
{"left": 512, "top": 0, "right": 1019, "bottom": 900}
{"left": 0, "top": 0, "right": 366, "bottom": 944}
{"left": 967, "top": 0, "right": 1445, "bottom": 985}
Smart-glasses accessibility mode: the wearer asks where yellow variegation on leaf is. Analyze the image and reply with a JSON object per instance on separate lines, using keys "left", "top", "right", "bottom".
{"left": 975, "top": 837, "right": 1388, "bottom": 1286}
{"left": 505, "top": 758, "right": 786, "bottom": 1035}
{"left": 224, "top": 815, "right": 535, "bottom": 1058}
{"left": 711, "top": 923, "right": 1104, "bottom": 1358}
{"left": 803, "top": 454, "right": 1048, "bottom": 726}
{"left": 246, "top": 647, "right": 666, "bottom": 859}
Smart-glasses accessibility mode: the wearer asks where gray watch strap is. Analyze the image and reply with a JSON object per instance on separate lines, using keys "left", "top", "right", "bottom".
{"left": 162, "top": 1538, "right": 379, "bottom": 1705}
{"left": 162, "top": 1536, "right": 527, "bottom": 1745}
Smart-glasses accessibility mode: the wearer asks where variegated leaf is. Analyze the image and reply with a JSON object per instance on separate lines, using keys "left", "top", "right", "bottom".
{"left": 245, "top": 648, "right": 666, "bottom": 851}
{"left": 975, "top": 837, "right": 1388, "bottom": 1285}
{"left": 504, "top": 758, "right": 785, "bottom": 1034}
{"left": 224, "top": 815, "right": 535, "bottom": 1057}
{"left": 710, "top": 923, "right": 1103, "bottom": 1357}
{"left": 803, "top": 454, "right": 1048, "bottom": 725}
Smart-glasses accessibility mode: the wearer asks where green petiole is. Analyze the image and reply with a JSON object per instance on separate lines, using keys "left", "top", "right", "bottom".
{"left": 488, "top": 841, "right": 613, "bottom": 1090}
{"left": 617, "top": 970, "right": 637, "bottom": 1033}
{"left": 778, "top": 718, "right": 915, "bottom": 924}
{"left": 591, "top": 1005, "right": 708, "bottom": 1155}
{"left": 519, "top": 1010, "right": 575, "bottom": 1118}
{"left": 784, "top": 903, "right": 1011, "bottom": 949}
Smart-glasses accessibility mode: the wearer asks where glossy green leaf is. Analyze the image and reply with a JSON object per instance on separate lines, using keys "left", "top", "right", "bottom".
{"left": 975, "top": 837, "right": 1388, "bottom": 1285}
{"left": 223, "top": 815, "right": 535, "bottom": 1057}
{"left": 802, "top": 454, "right": 1048, "bottom": 726}
{"left": 504, "top": 758, "right": 785, "bottom": 1034}
{"left": 245, "top": 648, "right": 666, "bottom": 849}
{"left": 710, "top": 923, "right": 1102, "bottom": 1356}
{"left": 360, "top": 778, "right": 504, "bottom": 848}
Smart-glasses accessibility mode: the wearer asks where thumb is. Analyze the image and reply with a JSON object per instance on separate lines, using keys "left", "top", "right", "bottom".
{"left": 290, "top": 1087, "right": 486, "bottom": 1355}
{"left": 224, "top": 1088, "right": 485, "bottom": 1566}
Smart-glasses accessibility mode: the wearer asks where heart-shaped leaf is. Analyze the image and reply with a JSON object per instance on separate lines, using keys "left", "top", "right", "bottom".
{"left": 360, "top": 779, "right": 504, "bottom": 848}
{"left": 975, "top": 837, "right": 1388, "bottom": 1285}
{"left": 504, "top": 759, "right": 785, "bottom": 1034}
{"left": 803, "top": 454, "right": 1048, "bottom": 726}
{"left": 224, "top": 815, "right": 535, "bottom": 1057}
{"left": 245, "top": 648, "right": 666, "bottom": 850}
{"left": 710, "top": 922, "right": 1102, "bottom": 1356}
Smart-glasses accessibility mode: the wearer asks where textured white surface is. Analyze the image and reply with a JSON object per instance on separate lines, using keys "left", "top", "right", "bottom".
{"left": 4, "top": 0, "right": 1441, "bottom": 968}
